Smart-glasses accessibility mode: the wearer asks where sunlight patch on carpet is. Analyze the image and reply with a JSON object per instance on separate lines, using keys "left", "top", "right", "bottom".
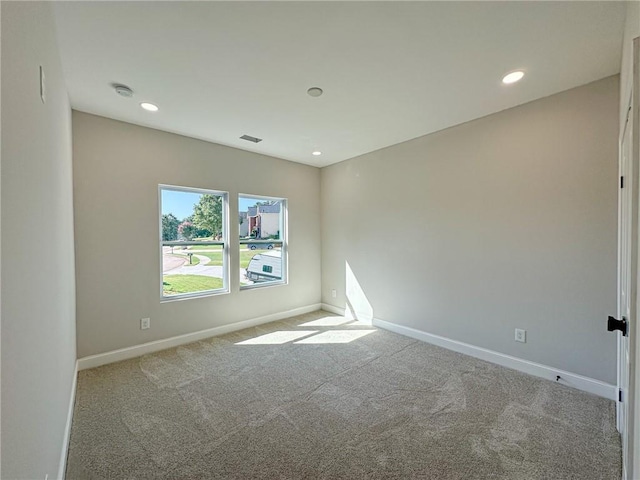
{"left": 294, "top": 330, "right": 375, "bottom": 344}
{"left": 236, "top": 330, "right": 318, "bottom": 345}
{"left": 299, "top": 316, "right": 353, "bottom": 327}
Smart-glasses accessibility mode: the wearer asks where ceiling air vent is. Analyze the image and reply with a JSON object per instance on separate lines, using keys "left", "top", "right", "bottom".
{"left": 240, "top": 134, "right": 262, "bottom": 143}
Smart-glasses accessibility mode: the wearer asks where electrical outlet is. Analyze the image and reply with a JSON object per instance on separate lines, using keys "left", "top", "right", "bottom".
{"left": 515, "top": 328, "right": 526, "bottom": 343}
{"left": 141, "top": 317, "right": 150, "bottom": 330}
{"left": 331, "top": 289, "right": 337, "bottom": 298}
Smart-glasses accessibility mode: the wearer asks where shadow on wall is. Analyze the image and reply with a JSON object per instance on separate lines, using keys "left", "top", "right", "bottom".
{"left": 346, "top": 261, "right": 373, "bottom": 325}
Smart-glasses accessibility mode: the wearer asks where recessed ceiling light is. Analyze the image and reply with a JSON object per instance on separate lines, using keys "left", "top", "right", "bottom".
{"left": 312, "top": 151, "right": 322, "bottom": 156}
{"left": 140, "top": 102, "right": 159, "bottom": 112}
{"left": 502, "top": 70, "right": 525, "bottom": 84}
{"left": 307, "top": 87, "right": 323, "bottom": 97}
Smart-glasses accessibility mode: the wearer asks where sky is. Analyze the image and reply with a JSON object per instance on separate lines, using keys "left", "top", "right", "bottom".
{"left": 161, "top": 189, "right": 260, "bottom": 221}
{"left": 239, "top": 196, "right": 256, "bottom": 212}
{"left": 161, "top": 190, "right": 202, "bottom": 220}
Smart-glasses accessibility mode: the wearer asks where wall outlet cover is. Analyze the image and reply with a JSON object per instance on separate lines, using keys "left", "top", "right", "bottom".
{"left": 515, "top": 328, "right": 526, "bottom": 343}
{"left": 141, "top": 317, "right": 150, "bottom": 330}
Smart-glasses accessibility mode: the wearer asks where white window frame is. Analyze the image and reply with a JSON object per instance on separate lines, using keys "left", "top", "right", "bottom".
{"left": 159, "top": 184, "right": 229, "bottom": 301}
{"left": 239, "top": 193, "right": 288, "bottom": 290}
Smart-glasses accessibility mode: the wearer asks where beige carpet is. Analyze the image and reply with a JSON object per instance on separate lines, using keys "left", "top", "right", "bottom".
{"left": 66, "top": 310, "right": 620, "bottom": 479}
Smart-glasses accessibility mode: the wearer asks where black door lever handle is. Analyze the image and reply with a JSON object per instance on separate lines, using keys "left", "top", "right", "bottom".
{"left": 607, "top": 316, "right": 628, "bottom": 336}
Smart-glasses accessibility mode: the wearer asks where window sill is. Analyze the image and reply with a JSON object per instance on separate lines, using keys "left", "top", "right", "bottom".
{"left": 240, "top": 280, "right": 288, "bottom": 292}
{"left": 161, "top": 288, "right": 229, "bottom": 303}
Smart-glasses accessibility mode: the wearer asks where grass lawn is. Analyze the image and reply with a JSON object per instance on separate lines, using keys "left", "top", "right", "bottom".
{"left": 184, "top": 254, "right": 200, "bottom": 266}
{"left": 167, "top": 253, "right": 200, "bottom": 266}
{"left": 175, "top": 243, "right": 281, "bottom": 269}
{"left": 163, "top": 275, "right": 223, "bottom": 295}
{"left": 196, "top": 252, "right": 223, "bottom": 266}
{"left": 188, "top": 248, "right": 275, "bottom": 267}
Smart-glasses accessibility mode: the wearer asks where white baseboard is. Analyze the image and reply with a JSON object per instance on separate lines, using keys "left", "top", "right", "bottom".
{"left": 77, "top": 304, "right": 322, "bottom": 371}
{"left": 372, "top": 317, "right": 617, "bottom": 400}
{"left": 58, "top": 360, "right": 78, "bottom": 480}
{"left": 77, "top": 301, "right": 617, "bottom": 400}
{"left": 321, "top": 303, "right": 346, "bottom": 316}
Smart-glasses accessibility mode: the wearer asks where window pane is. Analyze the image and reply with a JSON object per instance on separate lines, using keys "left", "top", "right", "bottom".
{"left": 239, "top": 195, "right": 286, "bottom": 287}
{"left": 160, "top": 186, "right": 227, "bottom": 298}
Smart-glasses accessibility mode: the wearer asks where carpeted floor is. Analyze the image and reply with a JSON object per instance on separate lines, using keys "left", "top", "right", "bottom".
{"left": 66, "top": 310, "right": 621, "bottom": 479}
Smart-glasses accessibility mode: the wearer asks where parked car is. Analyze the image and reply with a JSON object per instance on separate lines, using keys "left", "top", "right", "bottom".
{"left": 249, "top": 243, "right": 273, "bottom": 250}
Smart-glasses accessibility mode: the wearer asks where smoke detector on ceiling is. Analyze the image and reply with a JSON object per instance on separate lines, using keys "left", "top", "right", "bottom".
{"left": 307, "top": 87, "right": 323, "bottom": 97}
{"left": 113, "top": 84, "right": 134, "bottom": 98}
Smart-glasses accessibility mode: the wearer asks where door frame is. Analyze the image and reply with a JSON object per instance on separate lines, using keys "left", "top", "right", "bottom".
{"left": 631, "top": 36, "right": 640, "bottom": 480}
{"left": 622, "top": 36, "right": 640, "bottom": 480}
{"left": 619, "top": 89, "right": 635, "bottom": 480}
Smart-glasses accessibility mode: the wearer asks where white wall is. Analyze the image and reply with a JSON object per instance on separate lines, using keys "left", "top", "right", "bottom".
{"left": 321, "top": 76, "right": 619, "bottom": 384}
{"left": 620, "top": 1, "right": 639, "bottom": 131}
{"left": 1, "top": 2, "right": 77, "bottom": 478}
{"left": 72, "top": 112, "right": 321, "bottom": 358}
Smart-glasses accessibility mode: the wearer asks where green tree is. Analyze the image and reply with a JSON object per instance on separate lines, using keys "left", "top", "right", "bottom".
{"left": 178, "top": 221, "right": 197, "bottom": 240}
{"left": 162, "top": 213, "right": 180, "bottom": 241}
{"left": 184, "top": 215, "right": 212, "bottom": 239}
{"left": 192, "top": 194, "right": 222, "bottom": 238}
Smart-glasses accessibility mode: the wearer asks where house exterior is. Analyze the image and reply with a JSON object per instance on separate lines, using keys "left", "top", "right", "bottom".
{"left": 239, "top": 211, "right": 248, "bottom": 237}
{"left": 246, "top": 202, "right": 281, "bottom": 239}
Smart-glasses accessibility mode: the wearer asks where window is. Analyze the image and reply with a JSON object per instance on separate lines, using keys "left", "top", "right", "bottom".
{"left": 159, "top": 185, "right": 228, "bottom": 299}
{"left": 239, "top": 194, "right": 287, "bottom": 288}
